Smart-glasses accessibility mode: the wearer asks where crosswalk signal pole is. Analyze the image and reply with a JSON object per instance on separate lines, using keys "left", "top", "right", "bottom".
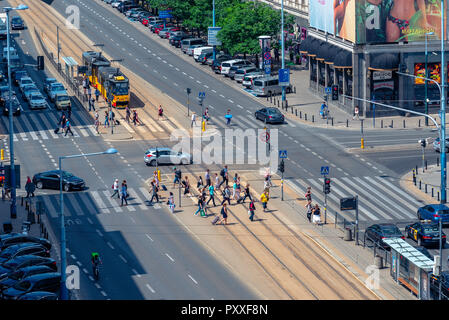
{"left": 355, "top": 195, "right": 359, "bottom": 245}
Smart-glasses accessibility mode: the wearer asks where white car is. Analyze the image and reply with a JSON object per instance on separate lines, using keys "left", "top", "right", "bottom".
{"left": 18, "top": 77, "right": 34, "bottom": 92}
{"left": 29, "top": 93, "right": 48, "bottom": 109}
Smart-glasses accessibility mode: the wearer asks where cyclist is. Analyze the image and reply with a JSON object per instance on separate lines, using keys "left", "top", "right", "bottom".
{"left": 320, "top": 101, "right": 328, "bottom": 119}
{"left": 91, "top": 252, "right": 102, "bottom": 279}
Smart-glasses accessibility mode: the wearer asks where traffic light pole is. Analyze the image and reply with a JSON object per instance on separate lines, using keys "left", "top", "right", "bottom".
{"left": 422, "top": 144, "right": 425, "bottom": 173}
{"left": 355, "top": 195, "right": 359, "bottom": 245}
{"left": 281, "top": 170, "right": 284, "bottom": 201}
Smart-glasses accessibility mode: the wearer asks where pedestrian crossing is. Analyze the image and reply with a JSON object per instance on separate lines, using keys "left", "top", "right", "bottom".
{"left": 288, "top": 176, "right": 424, "bottom": 224}
{"left": 38, "top": 186, "right": 162, "bottom": 218}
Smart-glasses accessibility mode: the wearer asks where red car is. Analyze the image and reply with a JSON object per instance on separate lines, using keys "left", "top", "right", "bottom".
{"left": 141, "top": 16, "right": 154, "bottom": 26}
{"left": 154, "top": 24, "right": 174, "bottom": 34}
{"left": 163, "top": 27, "right": 180, "bottom": 39}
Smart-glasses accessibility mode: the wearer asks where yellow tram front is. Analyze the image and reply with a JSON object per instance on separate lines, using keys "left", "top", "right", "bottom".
{"left": 81, "top": 51, "right": 110, "bottom": 88}
{"left": 98, "top": 67, "right": 130, "bottom": 109}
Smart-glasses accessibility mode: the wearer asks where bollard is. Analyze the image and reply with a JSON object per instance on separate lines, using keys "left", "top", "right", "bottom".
{"left": 419, "top": 180, "right": 422, "bottom": 190}
{"left": 305, "top": 113, "right": 307, "bottom": 121}
{"left": 391, "top": 120, "right": 394, "bottom": 128}
{"left": 419, "top": 119, "right": 421, "bottom": 127}
{"left": 374, "top": 255, "right": 384, "bottom": 269}
{"left": 266, "top": 96, "right": 269, "bottom": 101}
{"left": 295, "top": 109, "right": 297, "bottom": 117}
{"left": 25, "top": 201, "right": 29, "bottom": 211}
{"left": 300, "top": 111, "right": 302, "bottom": 118}
{"left": 413, "top": 170, "right": 416, "bottom": 185}
{"left": 416, "top": 165, "right": 418, "bottom": 175}
{"left": 294, "top": 86, "right": 296, "bottom": 94}
{"left": 425, "top": 160, "right": 428, "bottom": 170}
{"left": 381, "top": 120, "right": 383, "bottom": 128}
{"left": 331, "top": 117, "right": 334, "bottom": 126}
{"left": 312, "top": 115, "right": 314, "bottom": 123}
{"left": 291, "top": 107, "right": 294, "bottom": 114}
{"left": 21, "top": 196, "right": 23, "bottom": 206}
{"left": 277, "top": 100, "right": 280, "bottom": 108}
{"left": 438, "top": 191, "right": 440, "bottom": 201}
{"left": 346, "top": 119, "right": 349, "bottom": 127}
{"left": 286, "top": 100, "right": 288, "bottom": 108}
{"left": 270, "top": 95, "right": 272, "bottom": 103}
{"left": 438, "top": 156, "right": 440, "bottom": 167}
{"left": 344, "top": 228, "right": 352, "bottom": 241}
{"left": 403, "top": 119, "right": 405, "bottom": 128}
{"left": 432, "top": 188, "right": 434, "bottom": 197}
{"left": 425, "top": 184, "right": 428, "bottom": 194}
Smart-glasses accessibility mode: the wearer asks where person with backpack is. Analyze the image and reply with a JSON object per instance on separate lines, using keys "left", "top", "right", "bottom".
{"left": 95, "top": 88, "right": 100, "bottom": 102}
{"left": 206, "top": 184, "right": 216, "bottom": 207}
{"left": 238, "top": 183, "right": 252, "bottom": 203}
{"left": 173, "top": 167, "right": 182, "bottom": 188}
{"left": 248, "top": 199, "right": 256, "bottom": 221}
{"left": 218, "top": 165, "right": 228, "bottom": 188}
{"left": 182, "top": 176, "right": 191, "bottom": 196}
{"left": 197, "top": 176, "right": 204, "bottom": 192}
{"left": 149, "top": 182, "right": 159, "bottom": 205}
{"left": 217, "top": 202, "right": 228, "bottom": 225}
{"left": 120, "top": 180, "right": 128, "bottom": 206}
{"left": 111, "top": 179, "right": 119, "bottom": 198}
{"left": 260, "top": 190, "right": 269, "bottom": 212}
{"left": 194, "top": 195, "right": 206, "bottom": 217}
{"left": 64, "top": 119, "right": 74, "bottom": 136}
{"left": 220, "top": 185, "right": 231, "bottom": 205}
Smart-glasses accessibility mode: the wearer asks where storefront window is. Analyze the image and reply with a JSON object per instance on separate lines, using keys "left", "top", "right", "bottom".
{"left": 327, "top": 67, "right": 334, "bottom": 87}
{"left": 310, "top": 60, "right": 317, "bottom": 82}
{"left": 346, "top": 75, "right": 353, "bottom": 97}
{"left": 319, "top": 62, "right": 325, "bottom": 86}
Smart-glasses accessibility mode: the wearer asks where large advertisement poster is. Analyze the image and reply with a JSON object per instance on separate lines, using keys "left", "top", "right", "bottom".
{"left": 309, "top": 0, "right": 446, "bottom": 44}
{"left": 414, "top": 63, "right": 449, "bottom": 84}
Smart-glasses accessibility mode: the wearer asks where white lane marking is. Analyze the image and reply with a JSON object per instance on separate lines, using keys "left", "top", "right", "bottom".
{"left": 146, "top": 283, "right": 156, "bottom": 293}
{"left": 119, "top": 254, "right": 127, "bottom": 263}
{"left": 188, "top": 274, "right": 198, "bottom": 285}
{"left": 107, "top": 242, "right": 115, "bottom": 250}
{"left": 228, "top": 99, "right": 234, "bottom": 103}
{"left": 132, "top": 268, "right": 142, "bottom": 278}
{"left": 237, "top": 104, "right": 243, "bottom": 109}
{"left": 211, "top": 89, "right": 217, "bottom": 93}
{"left": 95, "top": 283, "right": 101, "bottom": 289}
{"left": 219, "top": 94, "right": 225, "bottom": 98}
{"left": 204, "top": 85, "right": 209, "bottom": 88}
{"left": 165, "top": 253, "right": 175, "bottom": 262}
{"left": 96, "top": 229, "right": 103, "bottom": 237}
{"left": 145, "top": 234, "right": 154, "bottom": 242}
{"left": 70, "top": 254, "right": 76, "bottom": 260}
{"left": 101, "top": 291, "right": 107, "bottom": 297}
{"left": 175, "top": 67, "right": 180, "bottom": 71}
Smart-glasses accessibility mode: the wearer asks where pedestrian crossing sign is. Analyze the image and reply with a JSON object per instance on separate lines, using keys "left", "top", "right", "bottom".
{"left": 198, "top": 91, "right": 206, "bottom": 98}
{"left": 279, "top": 150, "right": 287, "bottom": 158}
{"left": 320, "top": 166, "right": 329, "bottom": 175}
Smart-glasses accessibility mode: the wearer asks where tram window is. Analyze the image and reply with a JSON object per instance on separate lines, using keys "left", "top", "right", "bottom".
{"left": 112, "top": 83, "right": 129, "bottom": 95}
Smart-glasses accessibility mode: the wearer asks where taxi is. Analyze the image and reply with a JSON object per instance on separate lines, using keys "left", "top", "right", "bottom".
{"left": 405, "top": 220, "right": 446, "bottom": 247}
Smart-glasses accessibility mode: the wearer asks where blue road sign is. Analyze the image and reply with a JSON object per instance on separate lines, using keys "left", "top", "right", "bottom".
{"left": 264, "top": 52, "right": 271, "bottom": 60}
{"left": 264, "top": 65, "right": 271, "bottom": 74}
{"left": 279, "top": 150, "right": 288, "bottom": 158}
{"left": 208, "top": 27, "right": 222, "bottom": 46}
{"left": 325, "top": 87, "right": 331, "bottom": 94}
{"left": 159, "top": 10, "right": 173, "bottom": 19}
{"left": 279, "top": 68, "right": 290, "bottom": 86}
{"left": 320, "top": 166, "right": 329, "bottom": 175}
{"left": 198, "top": 91, "right": 206, "bottom": 98}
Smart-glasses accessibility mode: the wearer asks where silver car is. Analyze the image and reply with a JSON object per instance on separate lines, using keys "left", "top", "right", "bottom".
{"left": 144, "top": 147, "right": 192, "bottom": 166}
{"left": 234, "top": 66, "right": 259, "bottom": 83}
{"left": 186, "top": 44, "right": 203, "bottom": 56}
{"left": 242, "top": 72, "right": 264, "bottom": 88}
{"left": 433, "top": 137, "right": 449, "bottom": 153}
{"left": 29, "top": 93, "right": 48, "bottom": 109}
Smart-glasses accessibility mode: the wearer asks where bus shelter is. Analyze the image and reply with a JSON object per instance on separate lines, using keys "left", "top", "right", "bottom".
{"left": 62, "top": 56, "right": 78, "bottom": 81}
{"left": 384, "top": 238, "right": 435, "bottom": 300}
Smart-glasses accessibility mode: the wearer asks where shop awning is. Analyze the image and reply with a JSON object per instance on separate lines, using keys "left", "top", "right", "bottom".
{"left": 315, "top": 42, "right": 329, "bottom": 61}
{"left": 299, "top": 37, "right": 312, "bottom": 54}
{"left": 369, "top": 53, "right": 399, "bottom": 71}
{"left": 323, "top": 45, "right": 338, "bottom": 64}
{"left": 333, "top": 50, "right": 352, "bottom": 68}
{"left": 307, "top": 38, "right": 320, "bottom": 57}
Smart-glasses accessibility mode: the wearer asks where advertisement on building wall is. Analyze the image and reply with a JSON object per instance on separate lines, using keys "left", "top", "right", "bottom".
{"left": 414, "top": 62, "right": 449, "bottom": 84}
{"left": 309, "top": 0, "right": 446, "bottom": 44}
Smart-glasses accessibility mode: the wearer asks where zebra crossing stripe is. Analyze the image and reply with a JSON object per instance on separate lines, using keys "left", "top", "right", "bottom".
{"left": 143, "top": 116, "right": 164, "bottom": 132}
{"left": 375, "top": 176, "right": 423, "bottom": 207}
{"left": 64, "top": 194, "right": 85, "bottom": 216}
{"left": 40, "top": 196, "right": 59, "bottom": 218}
{"left": 13, "top": 134, "right": 18, "bottom": 142}
{"left": 79, "top": 127, "right": 90, "bottom": 137}
{"left": 169, "top": 117, "right": 187, "bottom": 132}
{"left": 130, "top": 188, "right": 147, "bottom": 210}
{"left": 47, "top": 129, "right": 59, "bottom": 139}
{"left": 72, "top": 129, "right": 80, "bottom": 138}
{"left": 236, "top": 115, "right": 259, "bottom": 129}
{"left": 90, "top": 191, "right": 111, "bottom": 214}
{"left": 86, "top": 125, "right": 98, "bottom": 136}
{"left": 139, "top": 187, "right": 152, "bottom": 206}
{"left": 38, "top": 130, "right": 49, "bottom": 140}
{"left": 366, "top": 177, "right": 418, "bottom": 212}
{"left": 160, "top": 119, "right": 176, "bottom": 132}
{"left": 29, "top": 131, "right": 39, "bottom": 140}
{"left": 102, "top": 190, "right": 123, "bottom": 213}
{"left": 20, "top": 132, "right": 28, "bottom": 141}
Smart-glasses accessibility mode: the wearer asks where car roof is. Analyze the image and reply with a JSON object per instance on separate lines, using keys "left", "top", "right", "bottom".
{"left": 3, "top": 242, "right": 45, "bottom": 250}
{"left": 147, "top": 147, "right": 171, "bottom": 152}
{"left": 15, "top": 265, "right": 53, "bottom": 273}
{"left": 20, "top": 272, "right": 61, "bottom": 283}
{"left": 3, "top": 255, "right": 52, "bottom": 265}
{"left": 426, "top": 204, "right": 449, "bottom": 210}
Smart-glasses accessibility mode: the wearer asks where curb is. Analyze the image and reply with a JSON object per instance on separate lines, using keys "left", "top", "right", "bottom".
{"left": 346, "top": 144, "right": 419, "bottom": 153}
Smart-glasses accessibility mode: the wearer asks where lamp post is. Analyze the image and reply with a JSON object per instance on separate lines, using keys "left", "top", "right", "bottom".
{"left": 3, "top": 4, "right": 28, "bottom": 219}
{"left": 212, "top": 0, "right": 216, "bottom": 62}
{"left": 440, "top": 0, "right": 447, "bottom": 204}
{"left": 425, "top": 32, "right": 435, "bottom": 126}
{"left": 58, "top": 148, "right": 117, "bottom": 300}
{"left": 281, "top": 0, "right": 286, "bottom": 103}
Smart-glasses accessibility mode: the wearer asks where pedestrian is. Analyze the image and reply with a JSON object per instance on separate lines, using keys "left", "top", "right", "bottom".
{"left": 305, "top": 199, "right": 313, "bottom": 222}
{"left": 167, "top": 192, "right": 175, "bottom": 213}
{"left": 87, "top": 86, "right": 92, "bottom": 101}
{"left": 235, "top": 177, "right": 241, "bottom": 200}
{"left": 64, "top": 119, "right": 74, "bottom": 136}
{"left": 67, "top": 103, "right": 72, "bottom": 119}
{"left": 158, "top": 105, "right": 164, "bottom": 119}
{"left": 248, "top": 199, "right": 256, "bottom": 221}
{"left": 120, "top": 180, "right": 128, "bottom": 206}
{"left": 25, "top": 176, "right": 35, "bottom": 198}
{"left": 182, "top": 176, "right": 191, "bottom": 196}
{"left": 305, "top": 187, "right": 312, "bottom": 202}
{"left": 197, "top": 176, "right": 204, "bottom": 191}
{"left": 217, "top": 203, "right": 228, "bottom": 225}
{"left": 132, "top": 110, "right": 141, "bottom": 126}
{"left": 238, "top": 183, "right": 252, "bottom": 203}
{"left": 225, "top": 109, "right": 232, "bottom": 126}
{"left": 152, "top": 171, "right": 160, "bottom": 189}
{"left": 274, "top": 47, "right": 280, "bottom": 62}
{"left": 95, "top": 88, "right": 100, "bottom": 102}
{"left": 90, "top": 97, "right": 96, "bottom": 111}
{"left": 353, "top": 106, "right": 360, "bottom": 120}
{"left": 149, "top": 182, "right": 159, "bottom": 205}
{"left": 232, "top": 180, "right": 238, "bottom": 200}
{"left": 59, "top": 114, "right": 66, "bottom": 131}
{"left": 214, "top": 173, "right": 220, "bottom": 190}
{"left": 260, "top": 190, "right": 269, "bottom": 212}
{"left": 320, "top": 101, "right": 328, "bottom": 119}
{"left": 206, "top": 183, "right": 216, "bottom": 207}
{"left": 109, "top": 109, "right": 114, "bottom": 126}
{"left": 83, "top": 77, "right": 88, "bottom": 95}
{"left": 111, "top": 179, "right": 120, "bottom": 198}
{"left": 205, "top": 169, "right": 211, "bottom": 187}
{"left": 203, "top": 107, "right": 210, "bottom": 123}
{"left": 311, "top": 204, "right": 321, "bottom": 224}
{"left": 191, "top": 112, "right": 197, "bottom": 127}
{"left": 94, "top": 111, "right": 100, "bottom": 134}
{"left": 218, "top": 165, "right": 228, "bottom": 188}
{"left": 263, "top": 176, "right": 271, "bottom": 197}
{"left": 104, "top": 111, "right": 110, "bottom": 128}
{"left": 125, "top": 106, "right": 131, "bottom": 124}
{"left": 173, "top": 167, "right": 182, "bottom": 188}
{"left": 220, "top": 185, "right": 231, "bottom": 206}
{"left": 194, "top": 195, "right": 206, "bottom": 217}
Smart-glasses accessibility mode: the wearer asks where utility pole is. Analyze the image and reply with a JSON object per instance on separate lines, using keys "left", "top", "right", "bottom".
{"left": 57, "top": 25, "right": 61, "bottom": 71}
{"left": 186, "top": 88, "right": 191, "bottom": 117}
{"left": 439, "top": 216, "right": 443, "bottom": 300}
{"left": 281, "top": 0, "right": 285, "bottom": 103}
{"left": 212, "top": 0, "right": 216, "bottom": 62}
{"left": 440, "top": 0, "right": 447, "bottom": 204}
{"left": 355, "top": 195, "right": 359, "bottom": 245}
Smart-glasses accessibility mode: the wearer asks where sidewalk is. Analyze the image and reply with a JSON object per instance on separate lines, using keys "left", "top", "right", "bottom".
{"left": 401, "top": 163, "right": 445, "bottom": 204}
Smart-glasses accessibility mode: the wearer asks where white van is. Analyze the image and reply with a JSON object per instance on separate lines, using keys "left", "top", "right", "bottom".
{"left": 220, "top": 59, "right": 245, "bottom": 77}
{"left": 252, "top": 76, "right": 292, "bottom": 96}
{"left": 181, "top": 38, "right": 204, "bottom": 53}
{"left": 193, "top": 47, "right": 213, "bottom": 62}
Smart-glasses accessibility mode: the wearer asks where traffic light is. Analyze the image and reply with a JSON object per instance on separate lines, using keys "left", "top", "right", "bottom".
{"left": 278, "top": 159, "right": 285, "bottom": 173}
{"left": 186, "top": 88, "right": 191, "bottom": 95}
{"left": 323, "top": 178, "right": 331, "bottom": 194}
{"left": 37, "top": 56, "right": 44, "bottom": 70}
{"left": 332, "top": 85, "right": 338, "bottom": 101}
{"left": 419, "top": 139, "right": 427, "bottom": 148}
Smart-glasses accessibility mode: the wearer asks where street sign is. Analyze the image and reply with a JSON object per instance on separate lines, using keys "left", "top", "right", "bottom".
{"left": 260, "top": 131, "right": 270, "bottom": 143}
{"left": 325, "top": 87, "right": 331, "bottom": 94}
{"left": 279, "top": 68, "right": 290, "bottom": 87}
{"left": 198, "top": 91, "right": 206, "bottom": 98}
{"left": 340, "top": 197, "right": 357, "bottom": 211}
{"left": 264, "top": 52, "right": 271, "bottom": 60}
{"left": 159, "top": 10, "right": 173, "bottom": 19}
{"left": 320, "top": 166, "right": 329, "bottom": 175}
{"left": 264, "top": 65, "right": 271, "bottom": 75}
{"left": 279, "top": 150, "right": 288, "bottom": 158}
{"left": 208, "top": 27, "right": 222, "bottom": 46}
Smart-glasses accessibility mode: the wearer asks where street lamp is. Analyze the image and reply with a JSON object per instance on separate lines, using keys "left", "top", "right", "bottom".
{"left": 3, "top": 4, "right": 28, "bottom": 219}
{"left": 281, "top": 0, "right": 286, "bottom": 103}
{"left": 58, "top": 148, "right": 117, "bottom": 300}
{"left": 425, "top": 31, "right": 435, "bottom": 126}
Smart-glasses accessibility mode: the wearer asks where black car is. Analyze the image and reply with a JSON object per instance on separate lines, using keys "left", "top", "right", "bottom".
{"left": 364, "top": 223, "right": 404, "bottom": 249}
{"left": 255, "top": 107, "right": 285, "bottom": 124}
{"left": 1, "top": 93, "right": 21, "bottom": 116}
{"left": 33, "top": 170, "right": 85, "bottom": 192}
{"left": 169, "top": 35, "right": 188, "bottom": 48}
{"left": 2, "top": 272, "right": 61, "bottom": 300}
{"left": 430, "top": 271, "right": 449, "bottom": 300}
{"left": 12, "top": 70, "right": 28, "bottom": 86}
{"left": 405, "top": 221, "right": 447, "bottom": 247}
{"left": 18, "top": 291, "right": 58, "bottom": 300}
{"left": 0, "top": 243, "right": 50, "bottom": 264}
{"left": 10, "top": 16, "right": 24, "bottom": 30}
{"left": 0, "top": 265, "right": 54, "bottom": 292}
{"left": 0, "top": 234, "right": 51, "bottom": 251}
{"left": 0, "top": 255, "right": 57, "bottom": 279}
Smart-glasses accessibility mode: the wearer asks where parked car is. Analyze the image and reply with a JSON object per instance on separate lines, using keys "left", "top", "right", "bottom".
{"left": 433, "top": 137, "right": 449, "bottom": 153}
{"left": 181, "top": 38, "right": 204, "bottom": 54}
{"left": 18, "top": 291, "right": 58, "bottom": 300}
{"left": 48, "top": 82, "right": 66, "bottom": 102}
{"left": 29, "top": 92, "right": 48, "bottom": 110}
{"left": 210, "top": 54, "right": 233, "bottom": 71}
{"left": 144, "top": 147, "right": 192, "bottom": 166}
{"left": 0, "top": 243, "right": 50, "bottom": 264}
{"left": 193, "top": 46, "right": 213, "bottom": 62}
{"left": 234, "top": 66, "right": 259, "bottom": 83}
{"left": 430, "top": 271, "right": 449, "bottom": 300}
{"left": 33, "top": 170, "right": 85, "bottom": 192}
{"left": 187, "top": 44, "right": 203, "bottom": 56}
{"left": 417, "top": 204, "right": 449, "bottom": 225}
{"left": 364, "top": 223, "right": 404, "bottom": 249}
{"left": 169, "top": 34, "right": 189, "bottom": 48}
{"left": 405, "top": 220, "right": 447, "bottom": 247}
{"left": 254, "top": 107, "right": 285, "bottom": 124}
{"left": 221, "top": 59, "right": 252, "bottom": 77}
{"left": 242, "top": 72, "right": 265, "bottom": 88}
{"left": 43, "top": 78, "right": 57, "bottom": 94}
{"left": 141, "top": 16, "right": 155, "bottom": 26}
{"left": 0, "top": 255, "right": 57, "bottom": 279}
{"left": 54, "top": 93, "right": 71, "bottom": 110}
{"left": 0, "top": 234, "right": 51, "bottom": 251}
{"left": 229, "top": 64, "right": 256, "bottom": 80}
{"left": 2, "top": 272, "right": 61, "bottom": 300}
{"left": 252, "top": 75, "right": 292, "bottom": 96}
{"left": 198, "top": 51, "right": 213, "bottom": 65}
{"left": 158, "top": 27, "right": 179, "bottom": 39}
{"left": 0, "top": 266, "right": 54, "bottom": 292}
{"left": 10, "top": 16, "right": 24, "bottom": 30}
{"left": 136, "top": 11, "right": 151, "bottom": 22}
{"left": 1, "top": 93, "right": 21, "bottom": 116}
{"left": 153, "top": 24, "right": 167, "bottom": 34}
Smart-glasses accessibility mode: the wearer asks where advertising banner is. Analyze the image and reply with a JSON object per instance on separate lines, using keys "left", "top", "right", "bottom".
{"left": 414, "top": 62, "right": 449, "bottom": 84}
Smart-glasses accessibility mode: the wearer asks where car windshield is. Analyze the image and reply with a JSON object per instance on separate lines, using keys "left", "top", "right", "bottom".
{"left": 12, "top": 18, "right": 22, "bottom": 23}
{"left": 13, "top": 280, "right": 32, "bottom": 291}
{"left": 253, "top": 80, "right": 263, "bottom": 87}
{"left": 381, "top": 226, "right": 400, "bottom": 235}
{"left": 57, "top": 95, "right": 69, "bottom": 102}
{"left": 31, "top": 95, "right": 43, "bottom": 101}
{"left": 21, "top": 79, "right": 32, "bottom": 85}
{"left": 423, "top": 225, "right": 439, "bottom": 233}
{"left": 112, "top": 82, "right": 128, "bottom": 95}
{"left": 24, "top": 86, "right": 37, "bottom": 93}
{"left": 62, "top": 172, "right": 74, "bottom": 178}
{"left": 52, "top": 85, "right": 64, "bottom": 91}
{"left": 267, "top": 109, "right": 281, "bottom": 115}
{"left": 438, "top": 209, "right": 449, "bottom": 215}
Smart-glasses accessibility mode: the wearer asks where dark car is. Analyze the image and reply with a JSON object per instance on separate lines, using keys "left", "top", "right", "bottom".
{"left": 169, "top": 34, "right": 188, "bottom": 48}
{"left": 0, "top": 234, "right": 51, "bottom": 251}
{"left": 2, "top": 272, "right": 61, "bottom": 300}
{"left": 33, "top": 170, "right": 85, "bottom": 192}
{"left": 12, "top": 70, "right": 28, "bottom": 86}
{"left": 11, "top": 16, "right": 24, "bottom": 30}
{"left": 211, "top": 55, "right": 233, "bottom": 73}
{"left": 0, "top": 265, "right": 54, "bottom": 292}
{"left": 255, "top": 107, "right": 285, "bottom": 124}
{"left": 417, "top": 204, "right": 449, "bottom": 225}
{"left": 0, "top": 255, "right": 57, "bottom": 279}
{"left": 364, "top": 223, "right": 404, "bottom": 249}
{"left": 198, "top": 51, "right": 213, "bottom": 65}
{"left": 430, "top": 271, "right": 449, "bottom": 300}
{"left": 18, "top": 291, "right": 58, "bottom": 300}
{"left": 1, "top": 93, "right": 21, "bottom": 116}
{"left": 0, "top": 243, "right": 50, "bottom": 264}
{"left": 405, "top": 221, "right": 447, "bottom": 247}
